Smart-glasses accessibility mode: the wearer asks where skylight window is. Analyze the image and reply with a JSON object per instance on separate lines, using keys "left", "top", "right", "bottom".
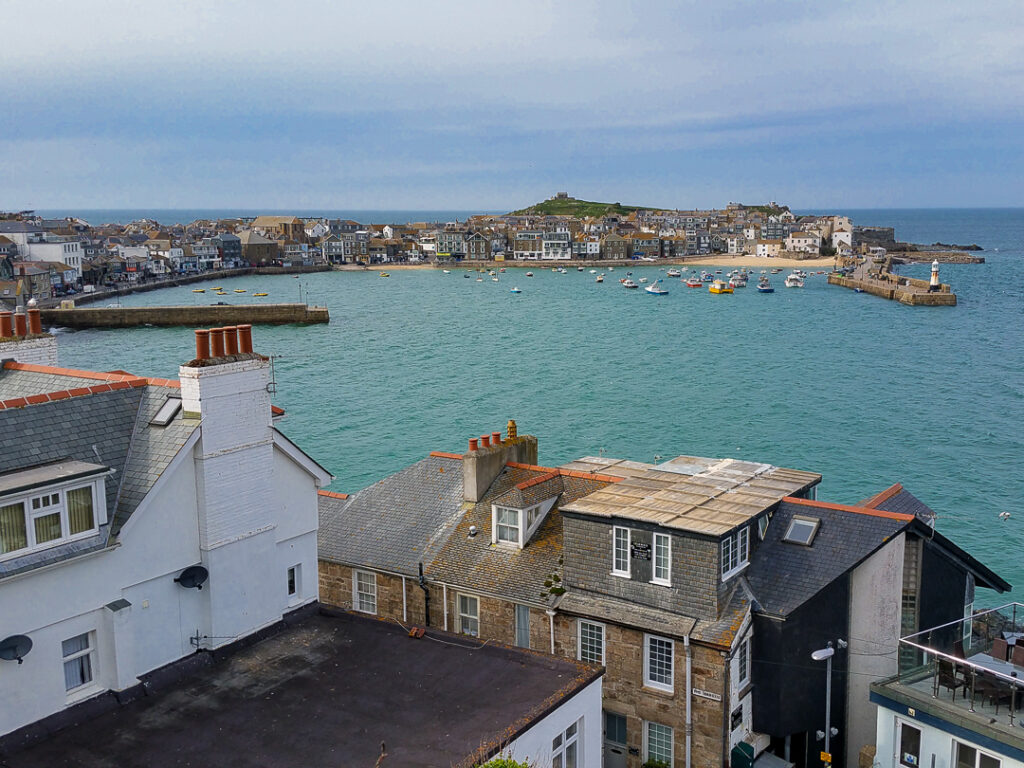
{"left": 150, "top": 397, "right": 182, "bottom": 427}
{"left": 783, "top": 516, "right": 820, "bottom": 546}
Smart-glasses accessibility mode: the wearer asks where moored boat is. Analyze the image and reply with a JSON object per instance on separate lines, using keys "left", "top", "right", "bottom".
{"left": 757, "top": 277, "right": 774, "bottom": 293}
{"left": 709, "top": 279, "right": 733, "bottom": 294}
{"left": 686, "top": 276, "right": 703, "bottom": 288}
{"left": 666, "top": 268, "right": 682, "bottom": 278}
{"left": 622, "top": 279, "right": 639, "bottom": 289}
{"left": 510, "top": 287, "right": 522, "bottom": 293}
{"left": 596, "top": 274, "right": 604, "bottom": 283}
{"left": 526, "top": 272, "right": 534, "bottom": 277}
{"left": 784, "top": 273, "right": 804, "bottom": 288}
{"left": 644, "top": 279, "right": 669, "bottom": 295}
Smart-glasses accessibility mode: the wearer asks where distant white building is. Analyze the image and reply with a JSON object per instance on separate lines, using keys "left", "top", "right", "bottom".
{"left": 0, "top": 327, "right": 331, "bottom": 741}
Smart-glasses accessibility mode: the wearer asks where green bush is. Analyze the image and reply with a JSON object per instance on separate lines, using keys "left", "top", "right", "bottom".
{"left": 643, "top": 759, "right": 671, "bottom": 768}
{"left": 479, "top": 759, "right": 532, "bottom": 768}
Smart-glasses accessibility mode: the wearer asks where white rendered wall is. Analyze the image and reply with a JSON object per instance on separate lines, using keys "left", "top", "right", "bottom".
{"left": 846, "top": 534, "right": 905, "bottom": 768}
{"left": 504, "top": 676, "right": 603, "bottom": 767}
{"left": 874, "top": 707, "right": 1024, "bottom": 768}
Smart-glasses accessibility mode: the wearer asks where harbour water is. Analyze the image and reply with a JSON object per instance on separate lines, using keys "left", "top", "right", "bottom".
{"left": 52, "top": 209, "right": 1024, "bottom": 602}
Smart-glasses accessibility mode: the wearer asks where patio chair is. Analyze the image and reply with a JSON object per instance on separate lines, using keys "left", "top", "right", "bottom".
{"left": 1012, "top": 643, "right": 1024, "bottom": 667}
{"left": 936, "top": 658, "right": 965, "bottom": 699}
{"left": 973, "top": 672, "right": 1014, "bottom": 714}
{"left": 992, "top": 638, "right": 1010, "bottom": 661}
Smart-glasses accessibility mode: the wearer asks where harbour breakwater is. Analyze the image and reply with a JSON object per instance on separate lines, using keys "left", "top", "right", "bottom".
{"left": 40, "top": 303, "right": 329, "bottom": 328}
{"left": 827, "top": 272, "right": 956, "bottom": 306}
{"left": 70, "top": 265, "right": 331, "bottom": 308}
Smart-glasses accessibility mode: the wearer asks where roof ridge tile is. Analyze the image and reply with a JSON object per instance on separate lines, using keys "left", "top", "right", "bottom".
{"left": 782, "top": 496, "right": 914, "bottom": 521}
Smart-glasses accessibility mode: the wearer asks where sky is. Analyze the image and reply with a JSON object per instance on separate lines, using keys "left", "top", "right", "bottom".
{"left": 2, "top": 0, "right": 1022, "bottom": 210}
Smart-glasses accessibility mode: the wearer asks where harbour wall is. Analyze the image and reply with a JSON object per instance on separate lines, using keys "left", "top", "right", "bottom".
{"left": 827, "top": 274, "right": 957, "bottom": 306}
{"left": 40, "top": 303, "right": 330, "bottom": 328}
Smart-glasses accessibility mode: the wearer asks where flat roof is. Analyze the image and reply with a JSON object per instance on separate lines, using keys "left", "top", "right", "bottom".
{"left": 0, "top": 459, "right": 109, "bottom": 498}
{"left": 5, "top": 610, "right": 601, "bottom": 768}
{"left": 559, "top": 455, "right": 821, "bottom": 536}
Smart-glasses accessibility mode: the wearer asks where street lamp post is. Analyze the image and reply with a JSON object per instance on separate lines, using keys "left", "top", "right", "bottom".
{"left": 812, "top": 639, "right": 847, "bottom": 765}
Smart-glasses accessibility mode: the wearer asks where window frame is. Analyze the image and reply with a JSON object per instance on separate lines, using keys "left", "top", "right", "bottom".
{"left": 643, "top": 720, "right": 674, "bottom": 766}
{"left": 737, "top": 637, "right": 750, "bottom": 686}
{"left": 578, "top": 619, "right": 606, "bottom": 666}
{"left": 353, "top": 569, "right": 377, "bottom": 615}
{"left": 612, "top": 526, "right": 631, "bottom": 577}
{"left": 514, "top": 604, "right": 530, "bottom": 649}
{"left": 651, "top": 532, "right": 671, "bottom": 586}
{"left": 953, "top": 739, "right": 1001, "bottom": 768}
{"left": 643, "top": 634, "right": 674, "bottom": 693}
{"left": 457, "top": 593, "right": 479, "bottom": 637}
{"left": 493, "top": 505, "right": 521, "bottom": 545}
{"left": 0, "top": 479, "right": 104, "bottom": 562}
{"left": 62, "top": 631, "right": 96, "bottom": 694}
{"left": 551, "top": 717, "right": 582, "bottom": 768}
{"left": 898, "top": 720, "right": 922, "bottom": 768}
{"left": 720, "top": 525, "right": 750, "bottom": 581}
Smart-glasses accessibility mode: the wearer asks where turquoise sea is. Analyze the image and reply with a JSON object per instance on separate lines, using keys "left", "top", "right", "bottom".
{"left": 53, "top": 209, "right": 1024, "bottom": 603}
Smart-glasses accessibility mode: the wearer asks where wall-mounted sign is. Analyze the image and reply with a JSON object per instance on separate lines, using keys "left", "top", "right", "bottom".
{"left": 631, "top": 542, "right": 651, "bottom": 560}
{"left": 692, "top": 687, "right": 722, "bottom": 702}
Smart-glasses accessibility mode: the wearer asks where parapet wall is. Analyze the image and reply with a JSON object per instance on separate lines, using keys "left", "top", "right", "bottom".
{"left": 40, "top": 303, "right": 329, "bottom": 328}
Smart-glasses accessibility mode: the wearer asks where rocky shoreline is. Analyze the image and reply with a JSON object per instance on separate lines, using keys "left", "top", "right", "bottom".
{"left": 890, "top": 251, "right": 985, "bottom": 264}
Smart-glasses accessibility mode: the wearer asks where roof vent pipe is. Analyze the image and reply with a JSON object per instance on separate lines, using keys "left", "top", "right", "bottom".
{"left": 194, "top": 329, "right": 210, "bottom": 360}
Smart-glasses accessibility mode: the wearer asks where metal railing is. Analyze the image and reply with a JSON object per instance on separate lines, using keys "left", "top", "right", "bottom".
{"left": 897, "top": 603, "right": 1024, "bottom": 726}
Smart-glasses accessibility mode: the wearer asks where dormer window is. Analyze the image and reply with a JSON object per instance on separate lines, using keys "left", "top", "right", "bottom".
{"left": 491, "top": 498, "right": 556, "bottom": 548}
{"left": 0, "top": 462, "right": 108, "bottom": 561}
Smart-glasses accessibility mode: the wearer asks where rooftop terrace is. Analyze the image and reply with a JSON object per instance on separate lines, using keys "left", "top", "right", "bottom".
{"left": 871, "top": 603, "right": 1024, "bottom": 753}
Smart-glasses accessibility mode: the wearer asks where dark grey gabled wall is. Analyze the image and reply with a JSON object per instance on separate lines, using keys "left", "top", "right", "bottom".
{"left": 561, "top": 512, "right": 722, "bottom": 620}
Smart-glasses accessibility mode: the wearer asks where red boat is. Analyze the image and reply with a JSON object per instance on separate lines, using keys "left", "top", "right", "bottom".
{"left": 685, "top": 277, "right": 703, "bottom": 288}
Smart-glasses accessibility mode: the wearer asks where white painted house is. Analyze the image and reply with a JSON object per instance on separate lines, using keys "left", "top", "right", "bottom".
{"left": 0, "top": 327, "right": 331, "bottom": 741}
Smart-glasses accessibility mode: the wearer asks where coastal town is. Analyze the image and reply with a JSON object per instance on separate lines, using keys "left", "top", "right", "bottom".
{"left": 0, "top": 196, "right": 976, "bottom": 305}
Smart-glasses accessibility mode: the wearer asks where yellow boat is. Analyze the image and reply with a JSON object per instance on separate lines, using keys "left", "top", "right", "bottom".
{"left": 709, "top": 279, "right": 733, "bottom": 294}
{"left": 379, "top": 272, "right": 390, "bottom": 278}
{"left": 213, "top": 286, "right": 222, "bottom": 290}
{"left": 253, "top": 292, "right": 269, "bottom": 297}
{"left": 215, "top": 292, "right": 227, "bottom": 296}
{"left": 192, "top": 289, "right": 205, "bottom": 293}
{"left": 234, "top": 289, "right": 246, "bottom": 293}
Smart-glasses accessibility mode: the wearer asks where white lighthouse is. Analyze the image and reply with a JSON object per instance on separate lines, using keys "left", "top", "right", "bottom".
{"left": 930, "top": 259, "right": 940, "bottom": 292}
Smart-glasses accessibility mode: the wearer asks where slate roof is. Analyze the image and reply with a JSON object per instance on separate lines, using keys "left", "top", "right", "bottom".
{"left": 0, "top": 363, "right": 200, "bottom": 581}
{"left": 861, "top": 483, "right": 937, "bottom": 524}
{"left": 745, "top": 498, "right": 912, "bottom": 618}
{"left": 317, "top": 454, "right": 465, "bottom": 577}
{"left": 429, "top": 466, "right": 613, "bottom": 606}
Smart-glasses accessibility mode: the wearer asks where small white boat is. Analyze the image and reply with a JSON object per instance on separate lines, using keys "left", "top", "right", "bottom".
{"left": 644, "top": 279, "right": 669, "bottom": 296}
{"left": 526, "top": 272, "right": 534, "bottom": 277}
{"left": 510, "top": 287, "right": 522, "bottom": 293}
{"left": 666, "top": 269, "right": 681, "bottom": 278}
{"left": 784, "top": 273, "right": 805, "bottom": 288}
{"left": 492, "top": 277, "right": 499, "bottom": 282}
{"left": 596, "top": 274, "right": 604, "bottom": 283}
{"left": 622, "top": 279, "right": 639, "bottom": 289}
{"left": 589, "top": 269, "right": 597, "bottom": 274}
{"left": 442, "top": 269, "right": 451, "bottom": 274}
{"left": 639, "top": 277, "right": 648, "bottom": 284}
{"left": 577, "top": 266, "right": 584, "bottom": 271}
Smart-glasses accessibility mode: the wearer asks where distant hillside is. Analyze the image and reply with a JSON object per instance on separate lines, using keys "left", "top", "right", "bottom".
{"left": 509, "top": 197, "right": 658, "bottom": 218}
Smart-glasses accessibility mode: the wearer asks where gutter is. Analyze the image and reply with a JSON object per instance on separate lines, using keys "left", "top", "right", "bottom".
{"left": 417, "top": 562, "right": 430, "bottom": 627}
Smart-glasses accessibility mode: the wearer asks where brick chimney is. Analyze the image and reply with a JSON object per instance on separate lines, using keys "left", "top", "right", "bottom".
{"left": 463, "top": 420, "right": 539, "bottom": 502}
{"left": 0, "top": 308, "right": 58, "bottom": 366}
{"left": 179, "top": 326, "right": 279, "bottom": 645}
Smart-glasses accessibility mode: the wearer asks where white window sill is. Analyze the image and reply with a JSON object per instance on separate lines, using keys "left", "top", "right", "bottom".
{"left": 642, "top": 683, "right": 675, "bottom": 697}
{"left": 721, "top": 561, "right": 750, "bottom": 583}
{"left": 650, "top": 578, "right": 672, "bottom": 587}
{"left": 65, "top": 683, "right": 103, "bottom": 707}
{"left": 611, "top": 571, "right": 631, "bottom": 579}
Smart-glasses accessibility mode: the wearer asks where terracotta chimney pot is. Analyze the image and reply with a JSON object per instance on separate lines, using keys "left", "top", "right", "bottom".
{"left": 224, "top": 326, "right": 239, "bottom": 355}
{"left": 480, "top": 435, "right": 490, "bottom": 448}
{"left": 237, "top": 324, "right": 253, "bottom": 353}
{"left": 0, "top": 311, "right": 12, "bottom": 338}
{"left": 210, "top": 327, "right": 226, "bottom": 358}
{"left": 491, "top": 431, "right": 502, "bottom": 446}
{"left": 468, "top": 438, "right": 479, "bottom": 452}
{"left": 13, "top": 312, "right": 27, "bottom": 337}
{"left": 27, "top": 308, "right": 42, "bottom": 335}
{"left": 195, "top": 329, "right": 211, "bottom": 360}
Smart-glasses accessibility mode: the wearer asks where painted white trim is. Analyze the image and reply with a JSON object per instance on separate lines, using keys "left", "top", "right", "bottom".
{"left": 643, "top": 720, "right": 675, "bottom": 766}
{"left": 352, "top": 569, "right": 378, "bottom": 615}
{"left": 643, "top": 633, "right": 675, "bottom": 693}
{"left": 612, "top": 526, "right": 630, "bottom": 577}
{"left": 651, "top": 532, "right": 671, "bottom": 586}
{"left": 272, "top": 430, "right": 333, "bottom": 486}
{"left": 0, "top": 477, "right": 110, "bottom": 563}
{"left": 577, "top": 618, "right": 606, "bottom": 666}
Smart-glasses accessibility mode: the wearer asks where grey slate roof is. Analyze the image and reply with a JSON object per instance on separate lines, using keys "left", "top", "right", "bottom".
{"left": 317, "top": 455, "right": 465, "bottom": 577}
{"left": 0, "top": 367, "right": 103, "bottom": 398}
{"left": 0, "top": 379, "right": 200, "bottom": 579}
{"left": 874, "top": 488, "right": 936, "bottom": 523}
{"left": 745, "top": 500, "right": 910, "bottom": 618}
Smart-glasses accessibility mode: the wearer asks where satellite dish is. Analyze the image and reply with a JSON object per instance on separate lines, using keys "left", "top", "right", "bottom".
{"left": 174, "top": 565, "right": 209, "bottom": 590}
{"left": 0, "top": 635, "right": 33, "bottom": 664}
